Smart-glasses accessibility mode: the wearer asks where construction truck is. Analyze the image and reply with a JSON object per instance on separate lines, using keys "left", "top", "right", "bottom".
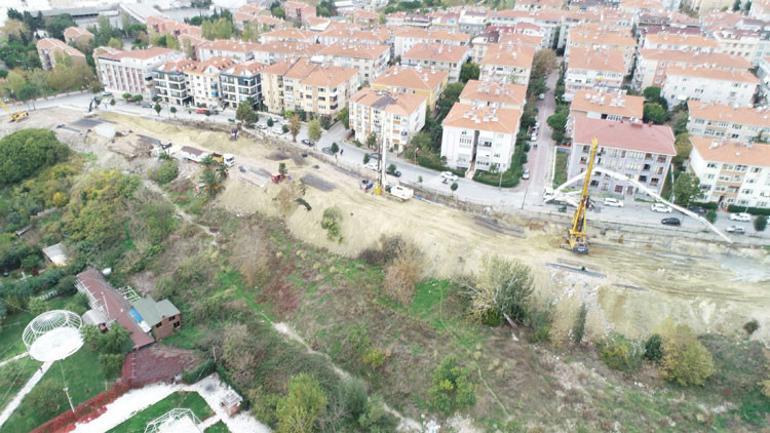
{"left": 0, "top": 100, "right": 28, "bottom": 122}
{"left": 564, "top": 137, "right": 598, "bottom": 254}
{"left": 211, "top": 153, "right": 235, "bottom": 167}
{"left": 178, "top": 146, "right": 210, "bottom": 163}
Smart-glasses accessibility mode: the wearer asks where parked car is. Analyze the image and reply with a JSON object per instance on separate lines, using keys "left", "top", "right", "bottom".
{"left": 367, "top": 152, "right": 381, "bottom": 161}
{"left": 321, "top": 146, "right": 335, "bottom": 155}
{"left": 726, "top": 225, "right": 745, "bottom": 234}
{"left": 440, "top": 171, "right": 458, "bottom": 183}
{"left": 651, "top": 203, "right": 672, "bottom": 213}
{"left": 728, "top": 212, "right": 752, "bottom": 222}
{"left": 195, "top": 107, "right": 210, "bottom": 115}
{"left": 387, "top": 166, "right": 402, "bottom": 177}
{"left": 301, "top": 139, "right": 314, "bottom": 146}
{"left": 141, "top": 102, "right": 153, "bottom": 109}
{"left": 603, "top": 197, "right": 624, "bottom": 207}
{"left": 538, "top": 93, "right": 545, "bottom": 100}
{"left": 661, "top": 217, "right": 681, "bottom": 226}
{"left": 365, "top": 160, "right": 379, "bottom": 171}
{"left": 687, "top": 205, "right": 706, "bottom": 216}
{"left": 522, "top": 168, "right": 530, "bottom": 180}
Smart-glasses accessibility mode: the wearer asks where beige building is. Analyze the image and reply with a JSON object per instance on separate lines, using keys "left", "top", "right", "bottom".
{"left": 633, "top": 49, "right": 751, "bottom": 90}
{"left": 62, "top": 27, "right": 93, "bottom": 48}
{"left": 349, "top": 89, "right": 427, "bottom": 152}
{"left": 187, "top": 57, "right": 236, "bottom": 108}
{"left": 392, "top": 27, "right": 471, "bottom": 57}
{"left": 459, "top": 80, "right": 527, "bottom": 110}
{"left": 641, "top": 32, "right": 718, "bottom": 52}
{"left": 569, "top": 89, "right": 644, "bottom": 121}
{"left": 260, "top": 28, "right": 317, "bottom": 44}
{"left": 566, "top": 25, "right": 636, "bottom": 74}
{"left": 316, "top": 28, "right": 391, "bottom": 46}
{"left": 564, "top": 47, "right": 625, "bottom": 100}
{"left": 402, "top": 43, "right": 470, "bottom": 83}
{"left": 36, "top": 38, "right": 86, "bottom": 70}
{"left": 370, "top": 66, "right": 448, "bottom": 110}
{"left": 95, "top": 47, "right": 183, "bottom": 97}
{"left": 252, "top": 41, "right": 321, "bottom": 65}
{"left": 687, "top": 101, "right": 770, "bottom": 143}
{"left": 662, "top": 67, "right": 759, "bottom": 108}
{"left": 196, "top": 40, "right": 259, "bottom": 62}
{"left": 479, "top": 43, "right": 535, "bottom": 85}
{"left": 318, "top": 43, "right": 391, "bottom": 83}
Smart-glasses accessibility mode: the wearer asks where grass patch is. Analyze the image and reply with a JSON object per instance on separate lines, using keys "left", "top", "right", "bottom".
{"left": 107, "top": 391, "right": 213, "bottom": 433}
{"left": 553, "top": 150, "right": 568, "bottom": 188}
{"left": 0, "top": 311, "right": 33, "bottom": 361}
{"left": 0, "top": 356, "right": 41, "bottom": 412}
{"left": 3, "top": 348, "right": 109, "bottom": 433}
{"left": 204, "top": 420, "right": 231, "bottom": 433}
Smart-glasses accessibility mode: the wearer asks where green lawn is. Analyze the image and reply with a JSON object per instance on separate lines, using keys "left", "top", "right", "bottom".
{"left": 204, "top": 420, "right": 231, "bottom": 433}
{"left": 0, "top": 311, "right": 33, "bottom": 362}
{"left": 0, "top": 356, "right": 41, "bottom": 412}
{"left": 107, "top": 391, "right": 214, "bottom": 433}
{"left": 553, "top": 150, "right": 568, "bottom": 188}
{"left": 2, "top": 348, "right": 110, "bottom": 433}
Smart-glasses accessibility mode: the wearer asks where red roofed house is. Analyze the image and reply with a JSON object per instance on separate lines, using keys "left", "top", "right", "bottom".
{"left": 568, "top": 115, "right": 676, "bottom": 195}
{"left": 349, "top": 88, "right": 427, "bottom": 153}
{"left": 36, "top": 38, "right": 86, "bottom": 70}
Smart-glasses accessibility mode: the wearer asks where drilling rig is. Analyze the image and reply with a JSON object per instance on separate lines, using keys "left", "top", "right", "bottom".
{"left": 565, "top": 137, "right": 598, "bottom": 254}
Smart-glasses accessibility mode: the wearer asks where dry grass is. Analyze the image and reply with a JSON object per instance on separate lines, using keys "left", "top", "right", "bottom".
{"left": 384, "top": 242, "right": 424, "bottom": 305}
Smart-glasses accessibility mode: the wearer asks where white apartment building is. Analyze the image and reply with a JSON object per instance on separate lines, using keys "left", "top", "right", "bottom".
{"left": 260, "top": 28, "right": 317, "bottom": 44}
{"left": 689, "top": 136, "right": 770, "bottom": 208}
{"left": 188, "top": 57, "right": 236, "bottom": 108}
{"left": 564, "top": 47, "right": 625, "bottom": 100}
{"left": 370, "top": 66, "right": 448, "bottom": 109}
{"left": 196, "top": 40, "right": 259, "bottom": 62}
{"left": 459, "top": 80, "right": 527, "bottom": 110}
{"left": 392, "top": 27, "right": 471, "bottom": 57}
{"left": 661, "top": 67, "right": 759, "bottom": 108}
{"left": 712, "top": 29, "right": 770, "bottom": 66}
{"left": 441, "top": 103, "right": 522, "bottom": 172}
{"left": 349, "top": 89, "right": 427, "bottom": 153}
{"left": 750, "top": 0, "right": 770, "bottom": 20}
{"left": 95, "top": 47, "right": 183, "bottom": 98}
{"left": 479, "top": 43, "right": 535, "bottom": 86}
{"left": 641, "top": 32, "right": 718, "bottom": 53}
{"left": 402, "top": 43, "right": 470, "bottom": 83}
{"left": 569, "top": 89, "right": 644, "bottom": 121}
{"left": 568, "top": 115, "right": 676, "bottom": 195}
{"left": 153, "top": 58, "right": 197, "bottom": 106}
{"left": 489, "top": 9, "right": 562, "bottom": 49}
{"left": 252, "top": 42, "right": 321, "bottom": 65}
{"left": 687, "top": 100, "right": 770, "bottom": 143}
{"left": 220, "top": 61, "right": 264, "bottom": 109}
{"left": 316, "top": 28, "right": 390, "bottom": 46}
{"left": 317, "top": 43, "right": 391, "bottom": 83}
{"left": 633, "top": 49, "right": 751, "bottom": 90}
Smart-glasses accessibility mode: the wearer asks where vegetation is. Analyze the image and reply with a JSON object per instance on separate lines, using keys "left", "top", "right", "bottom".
{"left": 661, "top": 325, "right": 715, "bottom": 386}
{"left": 462, "top": 256, "right": 534, "bottom": 326}
{"left": 276, "top": 373, "right": 328, "bottom": 433}
{"left": 643, "top": 334, "right": 664, "bottom": 362}
{"left": 289, "top": 115, "right": 301, "bottom": 142}
{"left": 321, "top": 207, "right": 343, "bottom": 242}
{"left": 754, "top": 215, "right": 767, "bottom": 232}
{"left": 553, "top": 151, "right": 568, "bottom": 188}
{"left": 107, "top": 392, "right": 214, "bottom": 433}
{"left": 236, "top": 100, "right": 259, "bottom": 127}
{"left": 428, "top": 356, "right": 476, "bottom": 414}
{"left": 547, "top": 104, "right": 569, "bottom": 144}
{"left": 383, "top": 240, "right": 424, "bottom": 305}
{"left": 571, "top": 303, "right": 587, "bottom": 345}
{"left": 459, "top": 61, "right": 480, "bottom": 83}
{"left": 643, "top": 102, "right": 667, "bottom": 124}
{"left": 308, "top": 119, "right": 322, "bottom": 142}
{"left": 598, "top": 333, "right": 643, "bottom": 372}
{"left": 672, "top": 172, "right": 702, "bottom": 207}
{"left": 0, "top": 129, "right": 69, "bottom": 186}
{"left": 150, "top": 158, "right": 179, "bottom": 185}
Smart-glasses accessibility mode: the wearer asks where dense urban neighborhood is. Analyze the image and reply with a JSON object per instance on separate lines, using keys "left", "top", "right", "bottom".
{"left": 0, "top": 0, "right": 769, "bottom": 432}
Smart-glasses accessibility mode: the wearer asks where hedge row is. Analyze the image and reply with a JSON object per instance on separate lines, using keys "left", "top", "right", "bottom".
{"left": 726, "top": 205, "right": 770, "bottom": 216}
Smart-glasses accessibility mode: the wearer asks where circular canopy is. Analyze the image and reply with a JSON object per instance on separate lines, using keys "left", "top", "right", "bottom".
{"left": 23, "top": 310, "right": 84, "bottom": 362}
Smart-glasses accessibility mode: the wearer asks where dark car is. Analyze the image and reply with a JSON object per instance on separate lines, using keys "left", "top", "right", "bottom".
{"left": 321, "top": 146, "right": 335, "bottom": 155}
{"left": 301, "top": 139, "right": 314, "bottom": 146}
{"left": 661, "top": 217, "right": 681, "bottom": 226}
{"left": 367, "top": 152, "right": 381, "bottom": 161}
{"left": 687, "top": 205, "right": 706, "bottom": 216}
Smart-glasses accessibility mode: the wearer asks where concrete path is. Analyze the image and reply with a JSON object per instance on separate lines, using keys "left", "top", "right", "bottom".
{"left": 0, "top": 361, "right": 52, "bottom": 429}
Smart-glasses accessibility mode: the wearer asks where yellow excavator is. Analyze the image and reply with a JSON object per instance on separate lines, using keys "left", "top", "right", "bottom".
{"left": 565, "top": 137, "right": 599, "bottom": 254}
{"left": 0, "top": 99, "right": 28, "bottom": 122}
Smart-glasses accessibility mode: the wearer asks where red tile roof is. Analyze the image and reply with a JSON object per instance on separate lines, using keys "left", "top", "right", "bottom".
{"left": 572, "top": 115, "right": 676, "bottom": 155}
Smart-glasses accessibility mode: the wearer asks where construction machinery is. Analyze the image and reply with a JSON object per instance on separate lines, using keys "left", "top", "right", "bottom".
{"left": 565, "top": 137, "right": 599, "bottom": 254}
{"left": 0, "top": 99, "right": 28, "bottom": 122}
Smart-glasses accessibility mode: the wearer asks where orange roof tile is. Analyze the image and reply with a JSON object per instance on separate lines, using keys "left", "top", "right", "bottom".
{"left": 639, "top": 48, "right": 751, "bottom": 70}
{"left": 691, "top": 136, "right": 770, "bottom": 167}
{"left": 481, "top": 43, "right": 535, "bottom": 69}
{"left": 443, "top": 103, "right": 522, "bottom": 134}
{"left": 571, "top": 89, "right": 644, "bottom": 119}
{"left": 688, "top": 101, "right": 770, "bottom": 127}
{"left": 572, "top": 115, "right": 676, "bottom": 155}
{"left": 567, "top": 47, "right": 625, "bottom": 74}
{"left": 198, "top": 39, "right": 260, "bottom": 53}
{"left": 371, "top": 66, "right": 448, "bottom": 91}
{"left": 460, "top": 80, "right": 527, "bottom": 107}
{"left": 319, "top": 43, "right": 390, "bottom": 60}
{"left": 666, "top": 66, "right": 759, "bottom": 83}
{"left": 350, "top": 88, "right": 427, "bottom": 115}
{"left": 403, "top": 43, "right": 469, "bottom": 63}
{"left": 302, "top": 65, "right": 357, "bottom": 87}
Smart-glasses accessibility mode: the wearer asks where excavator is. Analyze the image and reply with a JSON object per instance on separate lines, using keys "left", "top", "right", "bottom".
{"left": 565, "top": 137, "right": 598, "bottom": 254}
{"left": 0, "top": 99, "right": 28, "bottom": 122}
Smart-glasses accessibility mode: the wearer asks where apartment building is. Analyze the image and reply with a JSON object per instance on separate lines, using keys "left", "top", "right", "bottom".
{"left": 712, "top": 29, "right": 770, "bottom": 66}
{"left": 261, "top": 28, "right": 317, "bottom": 44}
{"left": 570, "top": 89, "right": 644, "bottom": 121}
{"left": 187, "top": 57, "right": 236, "bottom": 108}
{"left": 641, "top": 32, "right": 718, "bottom": 52}
{"left": 750, "top": 0, "right": 770, "bottom": 20}
{"left": 512, "top": 0, "right": 564, "bottom": 11}
{"left": 220, "top": 61, "right": 264, "bottom": 109}
{"left": 689, "top": 136, "right": 770, "bottom": 208}
{"left": 680, "top": 0, "right": 733, "bottom": 15}
{"left": 687, "top": 100, "right": 770, "bottom": 143}
{"left": 146, "top": 16, "right": 202, "bottom": 38}
{"left": 441, "top": 103, "right": 522, "bottom": 172}
{"left": 36, "top": 38, "right": 86, "bottom": 70}
{"left": 633, "top": 49, "right": 751, "bottom": 89}
{"left": 349, "top": 89, "right": 427, "bottom": 152}
{"left": 370, "top": 66, "right": 448, "bottom": 109}
{"left": 261, "top": 58, "right": 358, "bottom": 117}
{"left": 489, "top": 9, "right": 562, "bottom": 49}
{"left": 385, "top": 12, "right": 432, "bottom": 28}
{"left": 566, "top": 25, "right": 636, "bottom": 74}
{"left": 196, "top": 40, "right": 259, "bottom": 62}
{"left": 402, "top": 43, "right": 470, "bottom": 83}
{"left": 564, "top": 47, "right": 625, "bottom": 100}
{"left": 478, "top": 43, "right": 535, "bottom": 86}
{"left": 459, "top": 80, "right": 526, "bottom": 110}
{"left": 153, "top": 58, "right": 197, "bottom": 106}
{"left": 392, "top": 27, "right": 471, "bottom": 57}
{"left": 284, "top": 1, "right": 317, "bottom": 24}
{"left": 661, "top": 67, "right": 759, "bottom": 108}
{"left": 318, "top": 43, "right": 391, "bottom": 83}
{"left": 759, "top": 56, "right": 770, "bottom": 103}
{"left": 568, "top": 115, "right": 676, "bottom": 195}
{"left": 317, "top": 28, "right": 390, "bottom": 46}
{"left": 63, "top": 27, "right": 93, "bottom": 47}
{"left": 233, "top": 3, "right": 281, "bottom": 29}
{"left": 252, "top": 42, "right": 321, "bottom": 64}
{"left": 95, "top": 47, "right": 183, "bottom": 97}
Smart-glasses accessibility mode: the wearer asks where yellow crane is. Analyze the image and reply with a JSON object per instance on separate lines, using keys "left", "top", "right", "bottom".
{"left": 566, "top": 137, "right": 599, "bottom": 254}
{"left": 0, "top": 99, "right": 28, "bottom": 122}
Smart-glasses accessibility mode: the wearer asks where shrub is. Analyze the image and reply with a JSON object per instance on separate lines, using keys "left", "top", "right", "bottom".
{"left": 54, "top": 275, "right": 77, "bottom": 295}
{"left": 28, "top": 297, "right": 48, "bottom": 316}
{"left": 660, "top": 325, "right": 715, "bottom": 386}
{"left": 428, "top": 356, "right": 476, "bottom": 414}
{"left": 571, "top": 303, "right": 587, "bottom": 345}
{"left": 762, "top": 380, "right": 770, "bottom": 398}
{"left": 525, "top": 306, "right": 553, "bottom": 343}
{"left": 276, "top": 373, "right": 327, "bottom": 433}
{"left": 755, "top": 215, "right": 767, "bottom": 232}
{"left": 151, "top": 159, "right": 179, "bottom": 185}
{"left": 383, "top": 242, "right": 423, "bottom": 305}
{"left": 598, "top": 333, "right": 643, "bottom": 372}
{"left": 321, "top": 207, "right": 343, "bottom": 242}
{"left": 337, "top": 377, "right": 368, "bottom": 421}
{"left": 643, "top": 334, "right": 664, "bottom": 362}
{"left": 358, "top": 396, "right": 398, "bottom": 433}
{"left": 744, "top": 319, "right": 760, "bottom": 336}
{"left": 0, "top": 129, "right": 70, "bottom": 186}
{"left": 83, "top": 324, "right": 132, "bottom": 355}
{"left": 706, "top": 209, "right": 717, "bottom": 223}
{"left": 361, "top": 347, "right": 387, "bottom": 370}
{"left": 99, "top": 353, "right": 125, "bottom": 378}
{"left": 463, "top": 256, "right": 534, "bottom": 326}
{"left": 248, "top": 385, "right": 280, "bottom": 428}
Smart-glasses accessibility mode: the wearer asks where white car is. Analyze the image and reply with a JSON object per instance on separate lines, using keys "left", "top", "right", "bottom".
{"left": 650, "top": 203, "right": 673, "bottom": 213}
{"left": 440, "top": 171, "right": 458, "bottom": 183}
{"left": 729, "top": 212, "right": 752, "bottom": 222}
{"left": 365, "top": 160, "right": 379, "bottom": 171}
{"left": 522, "top": 168, "right": 530, "bottom": 180}
{"left": 603, "top": 197, "right": 624, "bottom": 208}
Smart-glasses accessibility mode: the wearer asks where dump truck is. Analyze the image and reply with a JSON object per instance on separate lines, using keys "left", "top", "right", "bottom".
{"left": 211, "top": 153, "right": 236, "bottom": 167}
{"left": 178, "top": 146, "right": 210, "bottom": 163}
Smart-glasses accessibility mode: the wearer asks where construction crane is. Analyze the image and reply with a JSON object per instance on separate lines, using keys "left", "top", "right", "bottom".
{"left": 0, "top": 99, "right": 28, "bottom": 122}
{"left": 565, "top": 137, "right": 599, "bottom": 254}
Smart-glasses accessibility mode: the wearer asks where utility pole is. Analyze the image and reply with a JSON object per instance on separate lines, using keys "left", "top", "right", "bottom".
{"left": 64, "top": 386, "right": 75, "bottom": 413}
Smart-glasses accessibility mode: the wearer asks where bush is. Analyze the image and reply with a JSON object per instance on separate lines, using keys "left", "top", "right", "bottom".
{"left": 358, "top": 396, "right": 398, "bottom": 433}
{"left": 276, "top": 373, "right": 327, "bottom": 433}
{"left": 525, "top": 306, "right": 553, "bottom": 343}
{"left": 726, "top": 205, "right": 770, "bottom": 216}
{"left": 463, "top": 256, "right": 534, "bottom": 326}
{"left": 83, "top": 324, "right": 132, "bottom": 355}
{"left": 28, "top": 297, "right": 48, "bottom": 316}
{"left": 660, "top": 325, "right": 715, "bottom": 386}
{"left": 598, "top": 333, "right": 643, "bottom": 372}
{"left": 428, "top": 356, "right": 476, "bottom": 414}
{"left": 384, "top": 242, "right": 423, "bottom": 305}
{"left": 744, "top": 319, "right": 759, "bottom": 336}
{"left": 99, "top": 353, "right": 125, "bottom": 378}
{"left": 0, "top": 129, "right": 70, "bottom": 186}
{"left": 321, "top": 207, "right": 343, "bottom": 242}
{"left": 643, "top": 334, "right": 664, "bottom": 362}
{"left": 754, "top": 215, "right": 767, "bottom": 232}
{"left": 706, "top": 209, "right": 717, "bottom": 223}
{"left": 151, "top": 159, "right": 179, "bottom": 185}
{"left": 248, "top": 385, "right": 280, "bottom": 428}
{"left": 571, "top": 303, "right": 587, "bottom": 345}
{"left": 361, "top": 347, "right": 387, "bottom": 370}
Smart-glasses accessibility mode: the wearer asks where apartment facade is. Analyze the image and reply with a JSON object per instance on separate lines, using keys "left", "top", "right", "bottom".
{"left": 349, "top": 89, "right": 427, "bottom": 153}
{"left": 196, "top": 40, "right": 259, "bottom": 62}
{"left": 261, "top": 28, "right": 317, "bottom": 44}
{"left": 689, "top": 136, "right": 770, "bottom": 208}
{"left": 479, "top": 43, "right": 535, "bottom": 86}
{"left": 564, "top": 47, "right": 625, "bottom": 100}
{"left": 187, "top": 57, "right": 236, "bottom": 108}
{"left": 252, "top": 41, "right": 321, "bottom": 65}
{"left": 153, "top": 58, "right": 197, "bottom": 106}
{"left": 441, "top": 103, "right": 522, "bottom": 172}
{"left": 568, "top": 115, "right": 676, "bottom": 195}
{"left": 370, "top": 66, "right": 448, "bottom": 109}
{"left": 318, "top": 43, "right": 391, "bottom": 83}
{"left": 95, "top": 47, "right": 183, "bottom": 97}
{"left": 220, "top": 61, "right": 264, "bottom": 109}
{"left": 402, "top": 43, "right": 470, "bottom": 83}
{"left": 661, "top": 67, "right": 759, "bottom": 108}
{"left": 459, "top": 79, "right": 526, "bottom": 110}
{"left": 687, "top": 100, "right": 770, "bottom": 143}
{"left": 633, "top": 49, "right": 751, "bottom": 90}
{"left": 392, "top": 27, "right": 471, "bottom": 57}
{"left": 36, "top": 38, "right": 86, "bottom": 70}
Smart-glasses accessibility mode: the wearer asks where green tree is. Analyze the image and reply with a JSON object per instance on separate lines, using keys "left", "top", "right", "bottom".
{"left": 271, "top": 5, "right": 286, "bottom": 19}
{"left": 330, "top": 142, "right": 339, "bottom": 154}
{"left": 236, "top": 101, "right": 258, "bottom": 126}
{"left": 673, "top": 133, "right": 692, "bottom": 167}
{"left": 366, "top": 133, "right": 377, "bottom": 149}
{"left": 754, "top": 215, "right": 767, "bottom": 232}
{"left": 459, "top": 61, "right": 479, "bottom": 83}
{"left": 673, "top": 172, "right": 702, "bottom": 207}
{"left": 241, "top": 21, "right": 260, "bottom": 42}
{"left": 463, "top": 256, "right": 534, "bottom": 325}
{"left": 363, "top": 153, "right": 370, "bottom": 164}
{"left": 151, "top": 159, "right": 179, "bottom": 185}
{"left": 28, "top": 297, "right": 48, "bottom": 316}
{"left": 44, "top": 14, "right": 76, "bottom": 39}
{"left": 547, "top": 105, "right": 569, "bottom": 143}
{"left": 154, "top": 102, "right": 162, "bottom": 115}
{"left": 428, "top": 356, "right": 476, "bottom": 414}
{"left": 660, "top": 324, "right": 715, "bottom": 386}
{"left": 337, "top": 107, "right": 349, "bottom": 129}
{"left": 0, "top": 129, "right": 69, "bottom": 185}
{"left": 202, "top": 17, "right": 235, "bottom": 40}
{"left": 107, "top": 37, "right": 123, "bottom": 49}
{"left": 170, "top": 106, "right": 177, "bottom": 117}
{"left": 436, "top": 82, "right": 464, "bottom": 120}
{"left": 644, "top": 334, "right": 664, "bottom": 362}
{"left": 532, "top": 48, "right": 558, "bottom": 78}
{"left": 572, "top": 303, "right": 587, "bottom": 345}
{"left": 643, "top": 103, "right": 667, "bottom": 124}
{"left": 308, "top": 118, "right": 322, "bottom": 142}
{"left": 276, "top": 373, "right": 327, "bottom": 433}
{"left": 288, "top": 115, "right": 301, "bottom": 142}
{"left": 643, "top": 86, "right": 662, "bottom": 102}
{"left": 598, "top": 333, "right": 643, "bottom": 372}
